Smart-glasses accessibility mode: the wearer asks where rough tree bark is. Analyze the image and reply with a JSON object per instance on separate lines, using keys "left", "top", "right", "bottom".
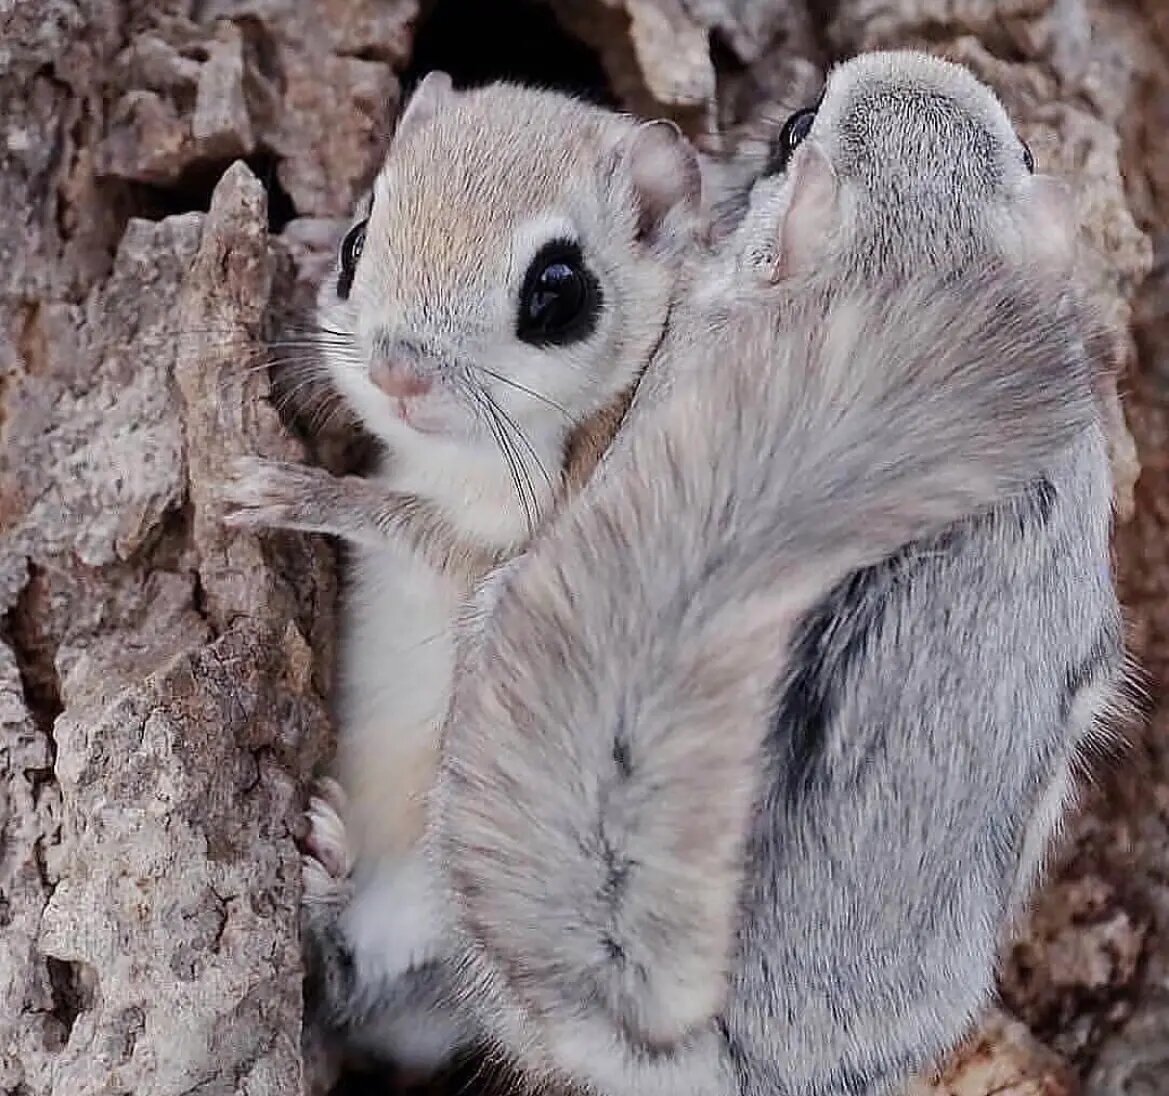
{"left": 1, "top": 1, "right": 1166, "bottom": 1094}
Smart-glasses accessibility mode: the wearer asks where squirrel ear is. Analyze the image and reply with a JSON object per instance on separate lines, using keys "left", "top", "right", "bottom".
{"left": 768, "top": 141, "right": 839, "bottom": 282}
{"left": 396, "top": 70, "right": 454, "bottom": 141}
{"left": 613, "top": 119, "right": 702, "bottom": 244}
{"left": 1019, "top": 174, "right": 1077, "bottom": 277}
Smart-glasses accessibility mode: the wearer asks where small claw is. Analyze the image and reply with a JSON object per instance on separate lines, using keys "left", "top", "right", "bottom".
{"left": 302, "top": 851, "right": 349, "bottom": 906}
{"left": 216, "top": 457, "right": 312, "bottom": 530}
{"left": 301, "top": 784, "right": 354, "bottom": 884}
{"left": 221, "top": 503, "right": 290, "bottom": 529}
{"left": 305, "top": 810, "right": 351, "bottom": 880}
{"left": 313, "top": 776, "right": 349, "bottom": 816}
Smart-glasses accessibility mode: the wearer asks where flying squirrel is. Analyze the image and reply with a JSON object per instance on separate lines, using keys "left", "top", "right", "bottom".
{"left": 221, "top": 52, "right": 1128, "bottom": 1094}
{"left": 426, "top": 51, "right": 1127, "bottom": 1096}
{"left": 219, "top": 71, "right": 705, "bottom": 1072}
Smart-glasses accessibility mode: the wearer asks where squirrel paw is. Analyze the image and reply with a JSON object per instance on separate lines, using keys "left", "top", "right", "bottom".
{"left": 217, "top": 456, "right": 328, "bottom": 532}
{"left": 301, "top": 777, "right": 354, "bottom": 908}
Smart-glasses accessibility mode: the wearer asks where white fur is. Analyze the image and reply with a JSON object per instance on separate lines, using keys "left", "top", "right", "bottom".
{"left": 314, "top": 535, "right": 461, "bottom": 1069}
{"left": 429, "top": 51, "right": 1122, "bottom": 1096}
{"left": 342, "top": 848, "right": 449, "bottom": 983}
{"left": 350, "top": 1002, "right": 466, "bottom": 1073}
{"left": 300, "top": 78, "right": 700, "bottom": 1073}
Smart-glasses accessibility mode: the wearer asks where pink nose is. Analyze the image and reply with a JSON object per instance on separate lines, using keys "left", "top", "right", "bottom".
{"left": 370, "top": 359, "right": 433, "bottom": 399}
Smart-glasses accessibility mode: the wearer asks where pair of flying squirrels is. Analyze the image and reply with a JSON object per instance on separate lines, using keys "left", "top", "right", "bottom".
{"left": 219, "top": 48, "right": 1129, "bottom": 1096}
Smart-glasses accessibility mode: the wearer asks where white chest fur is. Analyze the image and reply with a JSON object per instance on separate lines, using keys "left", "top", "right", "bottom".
{"left": 336, "top": 537, "right": 459, "bottom": 865}
{"left": 330, "top": 534, "right": 457, "bottom": 1007}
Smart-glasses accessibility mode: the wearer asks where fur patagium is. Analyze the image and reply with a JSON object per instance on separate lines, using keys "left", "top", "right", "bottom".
{"left": 431, "top": 50, "right": 1127, "bottom": 1096}
{"left": 219, "top": 73, "right": 703, "bottom": 1070}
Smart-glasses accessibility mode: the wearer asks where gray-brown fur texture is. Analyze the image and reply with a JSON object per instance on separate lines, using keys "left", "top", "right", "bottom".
{"left": 429, "top": 50, "right": 1126, "bottom": 1096}
{"left": 219, "top": 73, "right": 704, "bottom": 1073}
{"left": 221, "top": 456, "right": 507, "bottom": 578}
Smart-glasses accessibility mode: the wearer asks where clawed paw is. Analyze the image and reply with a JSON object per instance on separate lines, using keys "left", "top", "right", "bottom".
{"left": 300, "top": 777, "right": 354, "bottom": 908}
{"left": 217, "top": 456, "right": 320, "bottom": 531}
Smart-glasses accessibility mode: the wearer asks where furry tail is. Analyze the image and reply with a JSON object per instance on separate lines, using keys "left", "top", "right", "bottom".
{"left": 436, "top": 267, "right": 1095, "bottom": 1064}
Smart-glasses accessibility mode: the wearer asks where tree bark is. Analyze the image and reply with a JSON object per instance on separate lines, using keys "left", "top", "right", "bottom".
{"left": 1, "top": 1, "right": 1166, "bottom": 1093}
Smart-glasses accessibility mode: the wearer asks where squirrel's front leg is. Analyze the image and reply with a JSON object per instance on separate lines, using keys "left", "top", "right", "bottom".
{"left": 218, "top": 456, "right": 498, "bottom": 579}
{"left": 218, "top": 457, "right": 381, "bottom": 541}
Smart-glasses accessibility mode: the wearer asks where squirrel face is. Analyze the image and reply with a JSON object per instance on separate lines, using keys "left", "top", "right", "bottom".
{"left": 316, "top": 75, "right": 703, "bottom": 455}
{"left": 730, "top": 50, "right": 1075, "bottom": 286}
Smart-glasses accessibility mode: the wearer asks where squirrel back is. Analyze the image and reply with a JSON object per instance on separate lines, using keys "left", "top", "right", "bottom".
{"left": 431, "top": 50, "right": 1124, "bottom": 1096}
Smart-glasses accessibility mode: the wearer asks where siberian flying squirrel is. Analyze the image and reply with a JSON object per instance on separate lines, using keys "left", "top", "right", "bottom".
{"left": 219, "top": 71, "right": 704, "bottom": 1072}
{"left": 427, "top": 50, "right": 1126, "bottom": 1096}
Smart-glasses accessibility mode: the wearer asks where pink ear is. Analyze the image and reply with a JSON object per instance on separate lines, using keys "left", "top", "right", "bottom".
{"left": 1019, "top": 175, "right": 1077, "bottom": 277}
{"left": 615, "top": 119, "right": 702, "bottom": 243}
{"left": 395, "top": 70, "right": 454, "bottom": 141}
{"left": 770, "top": 141, "right": 839, "bottom": 282}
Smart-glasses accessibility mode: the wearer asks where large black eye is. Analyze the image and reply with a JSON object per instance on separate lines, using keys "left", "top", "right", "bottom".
{"left": 516, "top": 239, "right": 601, "bottom": 347}
{"left": 1021, "top": 140, "right": 1035, "bottom": 174}
{"left": 766, "top": 105, "right": 818, "bottom": 176}
{"left": 337, "top": 218, "right": 368, "bottom": 300}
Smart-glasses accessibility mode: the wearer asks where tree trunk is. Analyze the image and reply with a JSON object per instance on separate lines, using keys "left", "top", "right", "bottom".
{"left": 1, "top": 1, "right": 1166, "bottom": 1093}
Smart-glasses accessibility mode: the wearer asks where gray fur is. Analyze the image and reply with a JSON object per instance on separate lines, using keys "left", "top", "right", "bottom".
{"left": 219, "top": 75, "right": 704, "bottom": 1074}
{"left": 434, "top": 269, "right": 1104, "bottom": 1094}
{"left": 301, "top": 906, "right": 476, "bottom": 1072}
{"left": 431, "top": 50, "right": 1126, "bottom": 1096}
{"left": 718, "top": 430, "right": 1120, "bottom": 1096}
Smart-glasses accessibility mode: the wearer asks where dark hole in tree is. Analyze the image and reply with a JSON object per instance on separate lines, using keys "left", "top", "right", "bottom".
{"left": 333, "top": 1055, "right": 522, "bottom": 1096}
{"left": 247, "top": 151, "right": 299, "bottom": 232}
{"left": 3, "top": 564, "right": 63, "bottom": 744}
{"left": 45, "top": 957, "right": 95, "bottom": 1044}
{"left": 708, "top": 28, "right": 747, "bottom": 78}
{"left": 130, "top": 149, "right": 297, "bottom": 233}
{"left": 402, "top": 0, "right": 615, "bottom": 106}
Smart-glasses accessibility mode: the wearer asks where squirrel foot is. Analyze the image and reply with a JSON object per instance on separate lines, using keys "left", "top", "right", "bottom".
{"left": 301, "top": 777, "right": 355, "bottom": 909}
